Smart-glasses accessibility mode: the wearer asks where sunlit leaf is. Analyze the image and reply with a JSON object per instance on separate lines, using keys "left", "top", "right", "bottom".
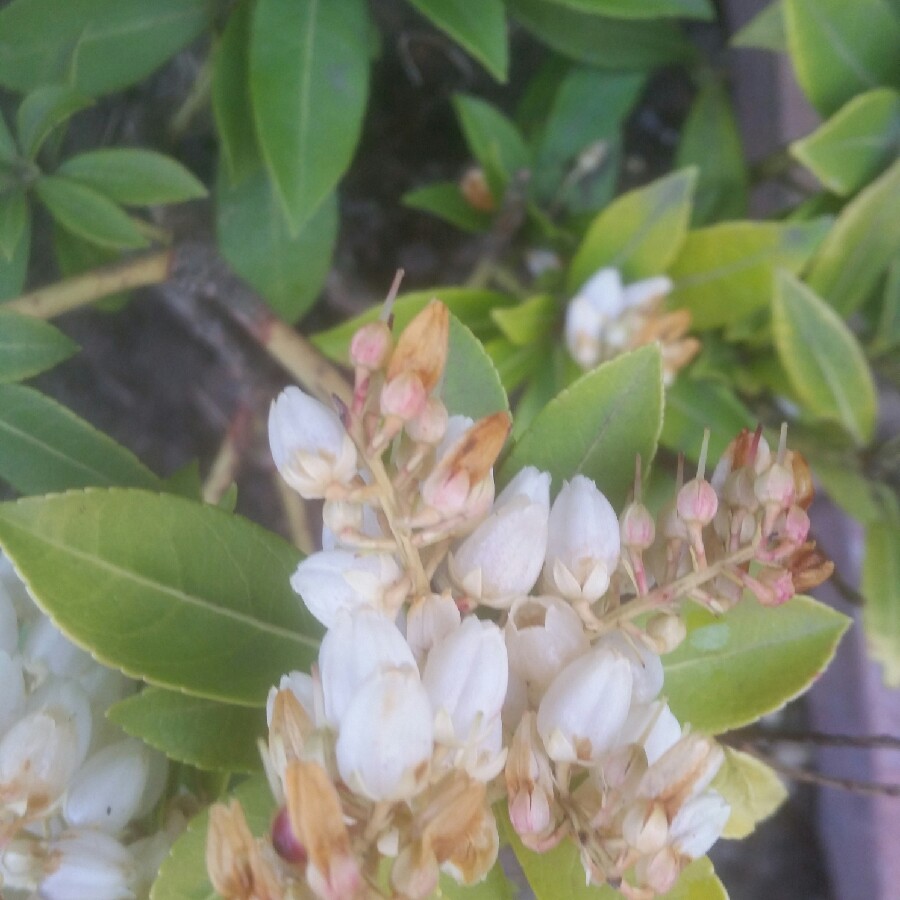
{"left": 712, "top": 748, "right": 788, "bottom": 839}
{"left": 443, "top": 315, "right": 509, "bottom": 418}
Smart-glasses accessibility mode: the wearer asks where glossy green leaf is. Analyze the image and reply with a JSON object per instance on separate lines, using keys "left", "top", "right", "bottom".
{"left": 312, "top": 288, "right": 514, "bottom": 360}
{"left": 732, "top": 1, "right": 786, "bottom": 51}
{"left": 545, "top": 0, "right": 714, "bottom": 19}
{"left": 402, "top": 181, "right": 493, "bottom": 233}
{"left": 772, "top": 271, "right": 876, "bottom": 444}
{"left": 444, "top": 315, "right": 509, "bottom": 418}
{"left": 217, "top": 166, "right": 337, "bottom": 323}
{"left": 862, "top": 522, "right": 900, "bottom": 686}
{"left": 212, "top": 0, "right": 259, "bottom": 186}
{"left": 407, "top": 0, "right": 508, "bottom": 81}
{"left": 569, "top": 169, "right": 697, "bottom": 291}
{"left": 507, "top": 0, "right": 695, "bottom": 69}
{"left": 791, "top": 88, "right": 900, "bottom": 196}
{"left": 0, "top": 201, "right": 30, "bottom": 301}
{"left": 0, "top": 385, "right": 158, "bottom": 494}
{"left": 108, "top": 687, "right": 267, "bottom": 772}
{"left": 0, "top": 312, "right": 77, "bottom": 382}
{"left": 16, "top": 85, "right": 91, "bottom": 159}
{"left": 713, "top": 748, "right": 788, "bottom": 839}
{"left": 36, "top": 176, "right": 147, "bottom": 250}
{"left": 250, "top": 0, "right": 369, "bottom": 231}
{"left": 58, "top": 149, "right": 206, "bottom": 205}
{"left": 0, "top": 190, "right": 28, "bottom": 262}
{"left": 0, "top": 489, "right": 322, "bottom": 705}
{"left": 806, "top": 158, "right": 900, "bottom": 315}
{"left": 453, "top": 94, "right": 530, "bottom": 197}
{"left": 151, "top": 774, "right": 274, "bottom": 900}
{"left": 0, "top": 0, "right": 214, "bottom": 96}
{"left": 675, "top": 81, "right": 748, "bottom": 225}
{"left": 664, "top": 596, "right": 850, "bottom": 733}
{"left": 499, "top": 344, "right": 663, "bottom": 508}
{"left": 667, "top": 219, "right": 830, "bottom": 329}
{"left": 491, "top": 295, "right": 558, "bottom": 347}
{"left": 783, "top": 0, "right": 900, "bottom": 116}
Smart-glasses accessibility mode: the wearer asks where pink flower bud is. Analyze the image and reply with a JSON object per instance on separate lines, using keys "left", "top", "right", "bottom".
{"left": 782, "top": 505, "right": 810, "bottom": 544}
{"left": 405, "top": 397, "right": 449, "bottom": 445}
{"left": 349, "top": 321, "right": 392, "bottom": 370}
{"left": 754, "top": 462, "right": 795, "bottom": 509}
{"left": 380, "top": 371, "right": 427, "bottom": 420}
{"left": 620, "top": 501, "right": 656, "bottom": 550}
{"left": 676, "top": 478, "right": 718, "bottom": 526}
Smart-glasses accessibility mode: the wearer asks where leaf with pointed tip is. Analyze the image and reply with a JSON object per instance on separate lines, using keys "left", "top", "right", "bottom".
{"left": 0, "top": 489, "right": 322, "bottom": 705}
{"left": 713, "top": 747, "right": 788, "bottom": 839}
{"left": 16, "top": 85, "right": 91, "bottom": 159}
{"left": 443, "top": 316, "right": 509, "bottom": 418}
{"left": 732, "top": 1, "right": 786, "bottom": 51}
{"left": 402, "top": 182, "right": 493, "bottom": 233}
{"left": 0, "top": 312, "right": 77, "bottom": 382}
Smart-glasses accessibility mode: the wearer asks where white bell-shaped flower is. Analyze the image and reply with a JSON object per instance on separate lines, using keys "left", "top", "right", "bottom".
{"left": 536, "top": 645, "right": 633, "bottom": 762}
{"left": 620, "top": 700, "right": 682, "bottom": 765}
{"left": 22, "top": 615, "right": 93, "bottom": 680}
{"left": 290, "top": 549, "right": 403, "bottom": 628}
{"left": 319, "top": 608, "right": 416, "bottom": 727}
{"left": 40, "top": 829, "right": 136, "bottom": 900}
{"left": 0, "top": 650, "right": 25, "bottom": 733}
{"left": 505, "top": 596, "right": 589, "bottom": 692}
{"left": 336, "top": 667, "right": 433, "bottom": 801}
{"left": 64, "top": 739, "right": 152, "bottom": 834}
{"left": 266, "top": 670, "right": 317, "bottom": 727}
{"left": 269, "top": 386, "right": 357, "bottom": 499}
{"left": 448, "top": 467, "right": 550, "bottom": 607}
{"left": 26, "top": 677, "right": 93, "bottom": 766}
{"left": 405, "top": 593, "right": 461, "bottom": 666}
{"left": 542, "top": 476, "right": 620, "bottom": 604}
{"left": 565, "top": 268, "right": 625, "bottom": 369}
{"left": 669, "top": 790, "right": 730, "bottom": 859}
{"left": 622, "top": 275, "right": 672, "bottom": 310}
{"left": 595, "top": 632, "right": 663, "bottom": 704}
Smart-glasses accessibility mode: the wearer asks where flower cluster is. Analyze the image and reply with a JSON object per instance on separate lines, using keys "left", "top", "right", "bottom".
{"left": 565, "top": 267, "right": 700, "bottom": 384}
{"left": 206, "top": 298, "right": 832, "bottom": 900}
{"left": 0, "top": 557, "right": 180, "bottom": 900}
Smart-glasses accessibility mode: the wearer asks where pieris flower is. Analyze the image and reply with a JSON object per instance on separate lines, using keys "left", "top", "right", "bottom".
{"left": 669, "top": 790, "right": 730, "bottom": 858}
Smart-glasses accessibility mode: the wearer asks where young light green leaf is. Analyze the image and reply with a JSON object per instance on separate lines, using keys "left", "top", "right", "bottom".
{"left": 0, "top": 0, "right": 214, "bottom": 96}
{"left": 108, "top": 687, "right": 267, "bottom": 773}
{"left": 250, "top": 0, "right": 370, "bottom": 231}
{"left": 732, "top": 1, "right": 786, "bottom": 51}
{"left": 453, "top": 94, "right": 530, "bottom": 197}
{"left": 15, "top": 85, "right": 92, "bottom": 159}
{"left": 790, "top": 88, "right": 900, "bottom": 195}
{"left": 0, "top": 312, "right": 77, "bottom": 382}
{"left": 212, "top": 0, "right": 259, "bottom": 187}
{"left": 217, "top": 166, "right": 337, "bottom": 323}
{"left": 406, "top": 0, "right": 509, "bottom": 81}
{"left": 712, "top": 747, "right": 788, "bottom": 839}
{"left": 783, "top": 0, "right": 900, "bottom": 116}
{"left": 569, "top": 168, "right": 697, "bottom": 291}
{"left": 491, "top": 295, "right": 558, "bottom": 347}
{"left": 0, "top": 489, "right": 322, "bottom": 705}
{"left": 443, "top": 315, "right": 509, "bottom": 418}
{"left": 0, "top": 190, "right": 28, "bottom": 262}
{"left": 57, "top": 149, "right": 206, "bottom": 205}
{"left": 0, "top": 201, "right": 30, "bottom": 301}
{"left": 772, "top": 271, "right": 877, "bottom": 444}
{"left": 0, "top": 384, "right": 158, "bottom": 494}
{"left": 507, "top": 0, "right": 696, "bottom": 69}
{"left": 664, "top": 596, "right": 850, "bottom": 734}
{"left": 806, "top": 158, "right": 900, "bottom": 315}
{"left": 402, "top": 181, "right": 493, "bottom": 233}
{"left": 862, "top": 522, "right": 900, "bottom": 686}
{"left": 499, "top": 344, "right": 663, "bottom": 508}
{"left": 35, "top": 176, "right": 147, "bottom": 250}
{"left": 675, "top": 81, "right": 748, "bottom": 225}
{"left": 667, "top": 219, "right": 831, "bottom": 329}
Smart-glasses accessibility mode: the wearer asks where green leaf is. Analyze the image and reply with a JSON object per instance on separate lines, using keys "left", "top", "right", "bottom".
{"left": 439, "top": 862, "right": 517, "bottom": 900}
{"left": 57, "top": 149, "right": 206, "bottom": 205}
{"left": 544, "top": 0, "right": 714, "bottom": 21}
{"left": 402, "top": 181, "right": 493, "bottom": 234}
{"left": 0, "top": 109, "right": 16, "bottom": 163}
{"left": 772, "top": 271, "right": 877, "bottom": 444}
{"left": 499, "top": 345, "right": 663, "bottom": 508}
{"left": 667, "top": 219, "right": 831, "bottom": 330}
{"left": 161, "top": 460, "right": 204, "bottom": 501}
{"left": 312, "top": 288, "right": 515, "bottom": 360}
{"left": 151, "top": 774, "right": 274, "bottom": 900}
{"left": 0, "top": 190, "right": 28, "bottom": 262}
{"left": 108, "top": 687, "right": 267, "bottom": 773}
{"left": 250, "top": 0, "right": 370, "bottom": 231}
{"left": 212, "top": 0, "right": 259, "bottom": 187}
{"left": 0, "top": 489, "right": 323, "bottom": 705}
{"left": 52, "top": 225, "right": 129, "bottom": 311}
{"left": 0, "top": 0, "right": 215, "bottom": 96}
{"left": 862, "top": 522, "right": 900, "bottom": 686}
{"left": 453, "top": 94, "right": 530, "bottom": 197}
{"left": 713, "top": 747, "right": 788, "bottom": 839}
{"left": 569, "top": 168, "right": 697, "bottom": 291}
{"left": 16, "top": 85, "right": 91, "bottom": 159}
{"left": 0, "top": 311, "right": 78, "bottom": 382}
{"left": 732, "top": 1, "right": 787, "bottom": 51}
{"left": 407, "top": 0, "right": 508, "bottom": 81}
{"left": 444, "top": 315, "right": 509, "bottom": 418}
{"left": 871, "top": 259, "right": 900, "bottom": 354}
{"left": 783, "top": 0, "right": 900, "bottom": 116}
{"left": 814, "top": 460, "right": 899, "bottom": 525}
{"left": 806, "top": 158, "right": 900, "bottom": 315}
{"left": 675, "top": 81, "right": 748, "bottom": 225}
{"left": 791, "top": 88, "right": 900, "bottom": 196}
{"left": 0, "top": 384, "right": 158, "bottom": 494}
{"left": 485, "top": 336, "right": 547, "bottom": 394}
{"left": 35, "top": 176, "right": 147, "bottom": 250}
{"left": 663, "top": 596, "right": 850, "bottom": 733}
{"left": 0, "top": 201, "right": 30, "bottom": 301}
{"left": 507, "top": 0, "right": 696, "bottom": 69}
{"left": 217, "top": 166, "right": 337, "bottom": 323}
{"left": 491, "top": 295, "right": 558, "bottom": 347}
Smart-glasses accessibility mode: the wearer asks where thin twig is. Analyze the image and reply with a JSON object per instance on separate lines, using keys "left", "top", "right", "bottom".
{"left": 733, "top": 727, "right": 900, "bottom": 751}
{"left": 5, "top": 250, "right": 173, "bottom": 320}
{"left": 202, "top": 405, "right": 253, "bottom": 505}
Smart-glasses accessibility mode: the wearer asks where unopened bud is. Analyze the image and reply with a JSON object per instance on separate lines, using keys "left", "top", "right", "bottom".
{"left": 459, "top": 167, "right": 496, "bottom": 213}
{"left": 646, "top": 613, "right": 687, "bottom": 653}
{"left": 381, "top": 371, "right": 428, "bottom": 421}
{"left": 350, "top": 321, "right": 392, "bottom": 371}
{"left": 620, "top": 501, "right": 655, "bottom": 550}
{"left": 622, "top": 800, "right": 668, "bottom": 854}
{"left": 676, "top": 478, "right": 718, "bottom": 527}
{"left": 386, "top": 300, "right": 449, "bottom": 396}
{"left": 272, "top": 804, "right": 307, "bottom": 864}
{"left": 406, "top": 397, "right": 449, "bottom": 445}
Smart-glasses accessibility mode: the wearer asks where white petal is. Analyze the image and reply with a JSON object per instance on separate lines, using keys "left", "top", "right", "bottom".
{"left": 41, "top": 830, "right": 136, "bottom": 900}
{"left": 670, "top": 790, "right": 730, "bottom": 858}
